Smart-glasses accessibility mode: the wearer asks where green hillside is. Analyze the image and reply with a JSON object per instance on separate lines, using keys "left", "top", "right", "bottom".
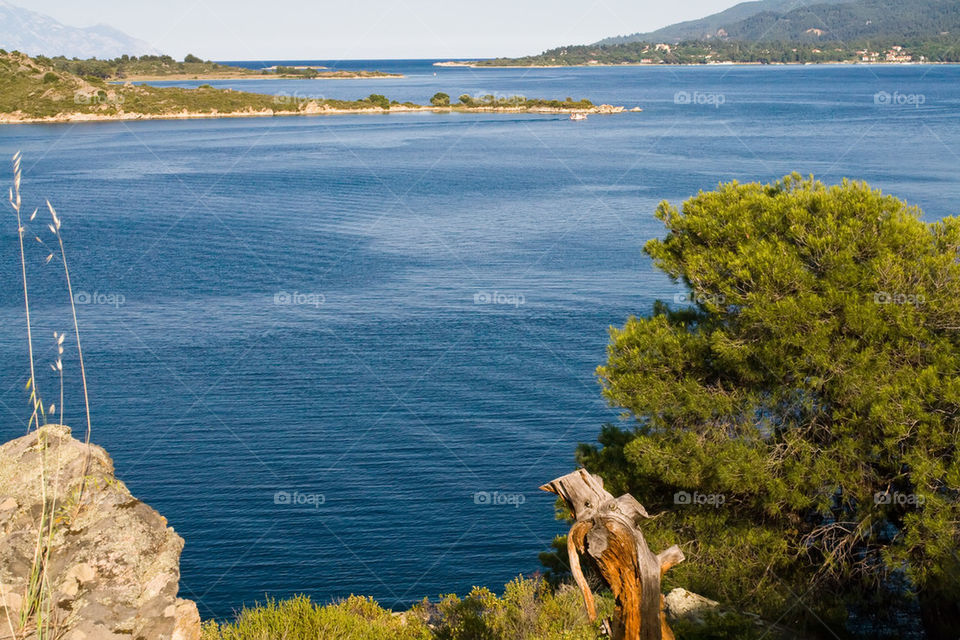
{"left": 0, "top": 51, "right": 601, "bottom": 122}
{"left": 596, "top": 0, "right": 855, "bottom": 45}
{"left": 480, "top": 0, "right": 960, "bottom": 66}
{"left": 722, "top": 0, "right": 960, "bottom": 41}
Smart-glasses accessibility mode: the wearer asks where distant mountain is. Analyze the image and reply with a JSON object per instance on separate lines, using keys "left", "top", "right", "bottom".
{"left": 595, "top": 0, "right": 958, "bottom": 45}
{"left": 719, "top": 0, "right": 960, "bottom": 42}
{"left": 0, "top": 0, "right": 158, "bottom": 58}
{"left": 596, "top": 0, "right": 857, "bottom": 45}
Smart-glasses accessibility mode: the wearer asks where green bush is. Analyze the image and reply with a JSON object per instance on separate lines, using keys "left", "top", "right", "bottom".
{"left": 365, "top": 93, "right": 390, "bottom": 109}
{"left": 201, "top": 577, "right": 609, "bottom": 640}
{"left": 431, "top": 92, "right": 450, "bottom": 106}
{"left": 581, "top": 174, "right": 960, "bottom": 637}
{"left": 201, "top": 594, "right": 430, "bottom": 640}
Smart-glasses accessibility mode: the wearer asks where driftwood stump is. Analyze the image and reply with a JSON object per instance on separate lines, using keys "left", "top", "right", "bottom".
{"left": 541, "top": 469, "right": 684, "bottom": 640}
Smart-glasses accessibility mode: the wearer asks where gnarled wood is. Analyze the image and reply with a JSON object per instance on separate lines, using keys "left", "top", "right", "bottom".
{"left": 568, "top": 520, "right": 597, "bottom": 621}
{"left": 541, "top": 469, "right": 685, "bottom": 640}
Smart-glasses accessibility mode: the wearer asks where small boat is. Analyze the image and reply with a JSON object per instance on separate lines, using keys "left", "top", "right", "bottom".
{"left": 570, "top": 112, "right": 588, "bottom": 121}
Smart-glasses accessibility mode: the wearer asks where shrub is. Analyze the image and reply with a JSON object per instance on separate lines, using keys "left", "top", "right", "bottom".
{"left": 582, "top": 174, "right": 960, "bottom": 637}
{"left": 201, "top": 577, "right": 609, "bottom": 640}
{"left": 366, "top": 93, "right": 390, "bottom": 109}
{"left": 201, "top": 594, "right": 430, "bottom": 640}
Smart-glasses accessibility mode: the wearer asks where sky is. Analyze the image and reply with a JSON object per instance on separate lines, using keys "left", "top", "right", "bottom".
{"left": 20, "top": 0, "right": 740, "bottom": 60}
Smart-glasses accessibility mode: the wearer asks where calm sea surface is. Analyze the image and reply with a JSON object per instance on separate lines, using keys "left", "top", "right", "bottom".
{"left": 1, "top": 60, "right": 958, "bottom": 619}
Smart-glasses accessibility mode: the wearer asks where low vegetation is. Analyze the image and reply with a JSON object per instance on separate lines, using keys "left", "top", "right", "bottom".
{"left": 475, "top": 37, "right": 960, "bottom": 66}
{"left": 200, "top": 577, "right": 615, "bottom": 640}
{"left": 0, "top": 51, "right": 601, "bottom": 122}
{"left": 32, "top": 53, "right": 400, "bottom": 80}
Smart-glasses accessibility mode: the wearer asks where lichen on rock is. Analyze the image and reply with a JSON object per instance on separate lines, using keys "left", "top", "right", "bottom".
{"left": 0, "top": 425, "right": 199, "bottom": 640}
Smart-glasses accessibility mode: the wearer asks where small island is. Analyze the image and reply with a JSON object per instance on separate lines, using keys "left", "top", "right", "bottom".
{"left": 0, "top": 52, "right": 624, "bottom": 124}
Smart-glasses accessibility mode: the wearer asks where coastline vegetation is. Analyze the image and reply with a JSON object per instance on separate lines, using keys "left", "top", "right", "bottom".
{"left": 0, "top": 51, "right": 603, "bottom": 123}
{"left": 33, "top": 53, "right": 401, "bottom": 80}
{"left": 574, "top": 175, "right": 960, "bottom": 638}
{"left": 469, "top": 37, "right": 960, "bottom": 66}
{"left": 199, "top": 578, "right": 619, "bottom": 640}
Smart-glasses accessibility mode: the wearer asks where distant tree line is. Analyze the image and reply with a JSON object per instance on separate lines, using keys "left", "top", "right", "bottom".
{"left": 32, "top": 54, "right": 221, "bottom": 79}
{"left": 479, "top": 36, "right": 960, "bottom": 66}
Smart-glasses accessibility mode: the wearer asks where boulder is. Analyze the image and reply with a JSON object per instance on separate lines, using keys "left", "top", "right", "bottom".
{"left": 0, "top": 425, "right": 199, "bottom": 640}
{"left": 664, "top": 587, "right": 721, "bottom": 624}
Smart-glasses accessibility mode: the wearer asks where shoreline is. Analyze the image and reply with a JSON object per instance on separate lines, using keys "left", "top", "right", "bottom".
{"left": 116, "top": 72, "right": 404, "bottom": 82}
{"left": 0, "top": 104, "right": 627, "bottom": 125}
{"left": 436, "top": 60, "right": 960, "bottom": 68}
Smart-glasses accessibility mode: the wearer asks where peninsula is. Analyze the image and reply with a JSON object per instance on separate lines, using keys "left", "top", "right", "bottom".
{"left": 37, "top": 53, "right": 403, "bottom": 81}
{"left": 0, "top": 52, "right": 624, "bottom": 124}
{"left": 442, "top": 40, "right": 957, "bottom": 67}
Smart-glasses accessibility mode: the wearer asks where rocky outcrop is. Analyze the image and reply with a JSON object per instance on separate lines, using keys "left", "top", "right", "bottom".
{"left": 0, "top": 425, "right": 199, "bottom": 640}
{"left": 664, "top": 588, "right": 721, "bottom": 624}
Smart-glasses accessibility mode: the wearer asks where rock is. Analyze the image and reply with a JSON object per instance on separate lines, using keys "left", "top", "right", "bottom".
{"left": 172, "top": 598, "right": 201, "bottom": 640}
{"left": 664, "top": 587, "right": 721, "bottom": 624}
{"left": 0, "top": 425, "right": 199, "bottom": 640}
{"left": 630, "top": 107, "right": 644, "bottom": 112}
{"left": 595, "top": 104, "right": 626, "bottom": 113}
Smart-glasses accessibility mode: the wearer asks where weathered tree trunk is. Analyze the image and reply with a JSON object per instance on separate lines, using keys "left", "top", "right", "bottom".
{"left": 542, "top": 469, "right": 684, "bottom": 640}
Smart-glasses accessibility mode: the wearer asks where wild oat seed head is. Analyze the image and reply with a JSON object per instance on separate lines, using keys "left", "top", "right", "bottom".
{"left": 47, "top": 201, "right": 60, "bottom": 229}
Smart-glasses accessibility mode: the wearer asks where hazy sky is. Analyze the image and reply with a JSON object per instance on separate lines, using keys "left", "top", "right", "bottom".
{"left": 22, "top": 0, "right": 739, "bottom": 60}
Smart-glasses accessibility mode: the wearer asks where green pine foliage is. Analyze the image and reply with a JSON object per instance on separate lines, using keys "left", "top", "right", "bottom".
{"left": 579, "top": 175, "right": 960, "bottom": 637}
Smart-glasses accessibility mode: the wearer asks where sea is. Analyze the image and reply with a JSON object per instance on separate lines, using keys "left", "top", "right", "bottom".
{"left": 0, "top": 59, "right": 958, "bottom": 619}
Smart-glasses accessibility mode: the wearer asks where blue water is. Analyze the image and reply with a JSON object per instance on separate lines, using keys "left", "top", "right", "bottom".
{"left": 1, "top": 62, "right": 959, "bottom": 620}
